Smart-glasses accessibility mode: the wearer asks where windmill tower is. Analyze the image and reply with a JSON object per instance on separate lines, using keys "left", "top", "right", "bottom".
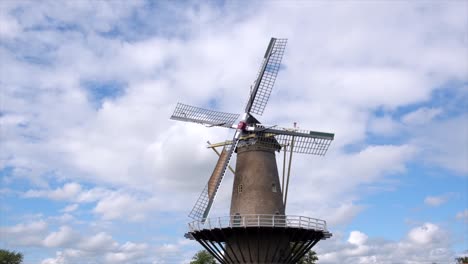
{"left": 170, "top": 38, "right": 334, "bottom": 263}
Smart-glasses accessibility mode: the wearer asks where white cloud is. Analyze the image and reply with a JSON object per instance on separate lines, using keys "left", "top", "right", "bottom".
{"left": 156, "top": 243, "right": 180, "bottom": 255}
{"left": 0, "top": 1, "right": 466, "bottom": 263}
{"left": 42, "top": 242, "right": 150, "bottom": 264}
{"left": 49, "top": 213, "right": 75, "bottom": 224}
{"left": 41, "top": 235, "right": 151, "bottom": 264}
{"left": 424, "top": 194, "right": 452, "bottom": 207}
{"left": 412, "top": 115, "right": 468, "bottom": 174}
{"left": 286, "top": 144, "right": 416, "bottom": 228}
{"left": 368, "top": 115, "right": 401, "bottom": 136}
{"left": 77, "top": 232, "right": 118, "bottom": 252}
{"left": 24, "top": 183, "right": 176, "bottom": 221}
{"left": 1, "top": 218, "right": 136, "bottom": 255}
{"left": 0, "top": 7, "right": 20, "bottom": 38}
{"left": 104, "top": 242, "right": 148, "bottom": 263}
{"left": 322, "top": 203, "right": 365, "bottom": 227}
{"left": 61, "top": 204, "right": 79, "bottom": 213}
{"left": 24, "top": 182, "right": 111, "bottom": 204}
{"left": 2, "top": 0, "right": 465, "bottom": 193}
{"left": 24, "top": 183, "right": 82, "bottom": 201}
{"left": 76, "top": 187, "right": 112, "bottom": 203}
{"left": 43, "top": 226, "right": 78, "bottom": 248}
{"left": 0, "top": 220, "right": 48, "bottom": 246}
{"left": 317, "top": 223, "right": 452, "bottom": 264}
{"left": 41, "top": 251, "right": 67, "bottom": 264}
{"left": 153, "top": 239, "right": 199, "bottom": 264}
{"left": 407, "top": 223, "right": 442, "bottom": 245}
{"left": 93, "top": 192, "right": 159, "bottom": 221}
{"left": 1, "top": 218, "right": 155, "bottom": 263}
{"left": 348, "top": 231, "right": 368, "bottom": 246}
{"left": 456, "top": 209, "right": 468, "bottom": 223}
{"left": 402, "top": 107, "right": 443, "bottom": 125}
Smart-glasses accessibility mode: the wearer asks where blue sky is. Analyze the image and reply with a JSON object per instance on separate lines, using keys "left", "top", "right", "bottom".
{"left": 0, "top": 1, "right": 467, "bottom": 263}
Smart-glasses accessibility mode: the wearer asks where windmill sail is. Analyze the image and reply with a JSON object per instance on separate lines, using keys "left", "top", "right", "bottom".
{"left": 249, "top": 126, "right": 334, "bottom": 155}
{"left": 245, "top": 38, "right": 287, "bottom": 116}
{"left": 188, "top": 136, "right": 239, "bottom": 221}
{"left": 171, "top": 103, "right": 239, "bottom": 128}
{"left": 171, "top": 37, "right": 335, "bottom": 222}
{"left": 207, "top": 148, "right": 230, "bottom": 198}
{"left": 272, "top": 132, "right": 333, "bottom": 155}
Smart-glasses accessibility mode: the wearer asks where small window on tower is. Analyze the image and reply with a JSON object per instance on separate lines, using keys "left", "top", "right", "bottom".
{"left": 238, "top": 184, "right": 243, "bottom": 193}
{"left": 233, "top": 213, "right": 241, "bottom": 226}
{"left": 272, "top": 183, "right": 277, "bottom": 192}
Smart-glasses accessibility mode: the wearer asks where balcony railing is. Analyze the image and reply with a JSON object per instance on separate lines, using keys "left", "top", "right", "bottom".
{"left": 188, "top": 214, "right": 327, "bottom": 232}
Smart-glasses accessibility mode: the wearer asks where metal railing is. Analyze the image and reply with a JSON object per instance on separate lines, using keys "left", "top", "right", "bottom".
{"left": 188, "top": 214, "right": 327, "bottom": 232}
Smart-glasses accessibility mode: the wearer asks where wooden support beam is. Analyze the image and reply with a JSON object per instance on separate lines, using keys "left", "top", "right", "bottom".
{"left": 207, "top": 141, "right": 235, "bottom": 174}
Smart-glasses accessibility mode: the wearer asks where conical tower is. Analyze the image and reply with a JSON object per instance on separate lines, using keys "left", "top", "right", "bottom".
{"left": 230, "top": 141, "right": 284, "bottom": 217}
{"left": 226, "top": 140, "right": 289, "bottom": 261}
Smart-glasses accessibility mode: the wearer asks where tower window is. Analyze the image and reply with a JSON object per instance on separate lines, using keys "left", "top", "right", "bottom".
{"left": 233, "top": 213, "right": 241, "bottom": 226}
{"left": 272, "top": 183, "right": 277, "bottom": 192}
{"left": 238, "top": 184, "right": 243, "bottom": 193}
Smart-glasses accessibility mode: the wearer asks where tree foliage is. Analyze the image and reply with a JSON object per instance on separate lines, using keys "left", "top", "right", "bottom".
{"left": 298, "top": 250, "right": 318, "bottom": 264}
{"left": 456, "top": 256, "right": 468, "bottom": 264}
{"left": 0, "top": 249, "right": 23, "bottom": 264}
{"left": 190, "top": 250, "right": 217, "bottom": 264}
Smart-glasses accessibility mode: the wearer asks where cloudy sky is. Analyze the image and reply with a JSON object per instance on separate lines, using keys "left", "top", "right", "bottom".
{"left": 0, "top": 1, "right": 467, "bottom": 263}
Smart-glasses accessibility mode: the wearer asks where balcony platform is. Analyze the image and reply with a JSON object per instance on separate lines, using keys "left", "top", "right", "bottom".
{"left": 186, "top": 214, "right": 331, "bottom": 264}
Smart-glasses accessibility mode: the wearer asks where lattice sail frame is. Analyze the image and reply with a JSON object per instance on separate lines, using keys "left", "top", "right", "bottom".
{"left": 239, "top": 125, "right": 334, "bottom": 155}
{"left": 245, "top": 38, "right": 288, "bottom": 116}
{"left": 188, "top": 134, "right": 240, "bottom": 221}
{"left": 273, "top": 132, "right": 333, "bottom": 155}
{"left": 171, "top": 103, "right": 239, "bottom": 128}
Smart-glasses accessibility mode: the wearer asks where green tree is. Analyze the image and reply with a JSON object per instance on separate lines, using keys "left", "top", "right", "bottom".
{"left": 298, "top": 250, "right": 318, "bottom": 264}
{"left": 456, "top": 256, "right": 468, "bottom": 264}
{"left": 0, "top": 249, "right": 23, "bottom": 264}
{"left": 190, "top": 250, "right": 217, "bottom": 264}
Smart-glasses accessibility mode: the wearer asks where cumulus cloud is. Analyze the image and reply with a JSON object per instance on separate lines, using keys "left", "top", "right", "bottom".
{"left": 407, "top": 223, "right": 442, "bottom": 245}
{"left": 61, "top": 204, "right": 79, "bottom": 213}
{"left": 348, "top": 231, "right": 368, "bottom": 246}
{"left": 153, "top": 239, "right": 199, "bottom": 264}
{"left": 456, "top": 209, "right": 468, "bottom": 223}
{"left": 1, "top": 218, "right": 153, "bottom": 264}
{"left": 286, "top": 144, "right": 416, "bottom": 228}
{"left": 2, "top": 0, "right": 465, "bottom": 194}
{"left": 402, "top": 107, "right": 443, "bottom": 125}
{"left": 0, "top": 220, "right": 48, "bottom": 246}
{"left": 412, "top": 115, "right": 468, "bottom": 174}
{"left": 0, "top": 5, "right": 21, "bottom": 39}
{"left": 77, "top": 232, "right": 118, "bottom": 252}
{"left": 368, "top": 115, "right": 402, "bottom": 136}
{"left": 43, "top": 226, "right": 78, "bottom": 248}
{"left": 1, "top": 0, "right": 466, "bottom": 263}
{"left": 424, "top": 193, "right": 453, "bottom": 207}
{"left": 321, "top": 203, "right": 365, "bottom": 227}
{"left": 24, "top": 183, "right": 177, "bottom": 221}
{"left": 317, "top": 223, "right": 452, "bottom": 264}
{"left": 92, "top": 193, "right": 158, "bottom": 221}
{"left": 24, "top": 183, "right": 82, "bottom": 201}
{"left": 40, "top": 235, "right": 155, "bottom": 264}
{"left": 104, "top": 242, "right": 148, "bottom": 263}
{"left": 42, "top": 241, "right": 149, "bottom": 264}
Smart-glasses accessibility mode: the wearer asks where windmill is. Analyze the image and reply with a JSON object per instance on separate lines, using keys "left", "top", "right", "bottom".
{"left": 170, "top": 38, "right": 334, "bottom": 263}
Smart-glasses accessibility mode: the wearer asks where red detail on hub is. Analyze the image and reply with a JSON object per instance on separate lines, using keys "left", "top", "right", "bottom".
{"left": 237, "top": 121, "right": 247, "bottom": 130}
